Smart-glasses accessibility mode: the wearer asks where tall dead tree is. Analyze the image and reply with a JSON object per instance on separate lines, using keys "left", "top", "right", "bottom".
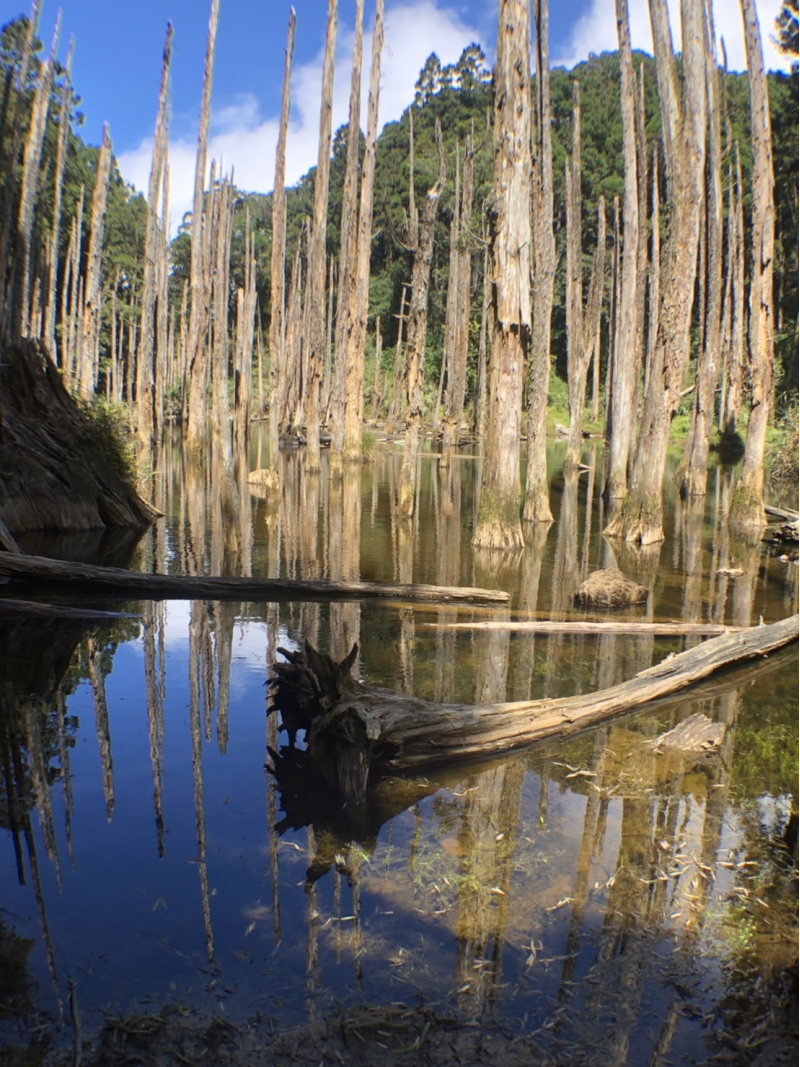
{"left": 564, "top": 82, "right": 586, "bottom": 471}
{"left": 719, "top": 148, "right": 745, "bottom": 436}
{"left": 441, "top": 134, "right": 477, "bottom": 464}
{"left": 304, "top": 0, "right": 338, "bottom": 473}
{"left": 730, "top": 0, "right": 775, "bottom": 531}
{"left": 396, "top": 117, "right": 446, "bottom": 517}
{"left": 268, "top": 9, "right": 296, "bottom": 471}
{"left": 522, "top": 0, "right": 555, "bottom": 524}
{"left": 606, "top": 0, "right": 706, "bottom": 544}
{"left": 137, "top": 23, "right": 173, "bottom": 445}
{"left": 329, "top": 0, "right": 364, "bottom": 464}
{"left": 43, "top": 36, "right": 73, "bottom": 360}
{"left": 78, "top": 123, "right": 112, "bottom": 399}
{"left": 342, "top": 0, "right": 384, "bottom": 462}
{"left": 604, "top": 0, "right": 640, "bottom": 501}
{"left": 473, "top": 0, "right": 532, "bottom": 550}
{"left": 679, "top": 0, "right": 723, "bottom": 497}
{"left": 185, "top": 0, "right": 219, "bottom": 446}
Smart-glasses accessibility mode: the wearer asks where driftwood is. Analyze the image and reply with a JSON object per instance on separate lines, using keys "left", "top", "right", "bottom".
{"left": 269, "top": 615, "right": 798, "bottom": 810}
{"left": 648, "top": 711, "right": 725, "bottom": 754}
{"left": 421, "top": 620, "right": 745, "bottom": 636}
{"left": 0, "top": 551, "right": 508, "bottom": 604}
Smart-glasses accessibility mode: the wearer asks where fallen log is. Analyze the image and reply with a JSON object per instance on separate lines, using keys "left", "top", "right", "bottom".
{"left": 421, "top": 620, "right": 745, "bottom": 637}
{"left": 269, "top": 615, "right": 798, "bottom": 810}
{"left": 0, "top": 551, "right": 507, "bottom": 605}
{"left": 0, "top": 598, "right": 140, "bottom": 620}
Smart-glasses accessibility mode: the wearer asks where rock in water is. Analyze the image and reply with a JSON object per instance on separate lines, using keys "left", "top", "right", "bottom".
{"left": 574, "top": 568, "right": 648, "bottom": 608}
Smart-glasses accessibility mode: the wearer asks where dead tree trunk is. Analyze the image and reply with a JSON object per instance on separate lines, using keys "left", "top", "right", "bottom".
{"left": 185, "top": 0, "right": 219, "bottom": 447}
{"left": 78, "top": 124, "right": 112, "bottom": 399}
{"left": 564, "top": 82, "right": 586, "bottom": 471}
{"left": 137, "top": 23, "right": 173, "bottom": 445}
{"left": 474, "top": 0, "right": 532, "bottom": 550}
{"left": 43, "top": 36, "right": 73, "bottom": 361}
{"left": 605, "top": 0, "right": 706, "bottom": 544}
{"left": 583, "top": 197, "right": 606, "bottom": 427}
{"left": 729, "top": 0, "right": 774, "bottom": 533}
{"left": 604, "top": 0, "right": 639, "bottom": 501}
{"left": 329, "top": 0, "right": 364, "bottom": 464}
{"left": 342, "top": 0, "right": 384, "bottom": 463}
{"left": 523, "top": 0, "right": 555, "bottom": 524}
{"left": 441, "top": 135, "right": 476, "bottom": 464}
{"left": 396, "top": 117, "right": 446, "bottom": 517}
{"left": 304, "top": 0, "right": 338, "bottom": 473}
{"left": 268, "top": 9, "right": 296, "bottom": 475}
{"left": 678, "top": 0, "right": 723, "bottom": 498}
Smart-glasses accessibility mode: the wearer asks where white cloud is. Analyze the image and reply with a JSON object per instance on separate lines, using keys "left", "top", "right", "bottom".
{"left": 117, "top": 0, "right": 485, "bottom": 234}
{"left": 553, "top": 0, "right": 794, "bottom": 75}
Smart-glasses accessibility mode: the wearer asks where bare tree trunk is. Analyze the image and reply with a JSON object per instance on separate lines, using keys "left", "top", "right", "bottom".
{"left": 304, "top": 0, "right": 338, "bottom": 473}
{"left": 43, "top": 36, "right": 73, "bottom": 361}
{"left": 211, "top": 177, "right": 233, "bottom": 435}
{"left": 564, "top": 82, "right": 586, "bottom": 471}
{"left": 441, "top": 136, "right": 476, "bottom": 466}
{"left": 78, "top": 124, "right": 112, "bottom": 399}
{"left": 606, "top": 0, "right": 706, "bottom": 544}
{"left": 342, "top": 0, "right": 384, "bottom": 462}
{"left": 474, "top": 0, "right": 532, "bottom": 550}
{"left": 396, "top": 118, "right": 446, "bottom": 517}
{"left": 583, "top": 197, "right": 606, "bottom": 427}
{"left": 137, "top": 23, "right": 173, "bottom": 445}
{"left": 730, "top": 0, "right": 774, "bottom": 532}
{"left": 472, "top": 234, "right": 490, "bottom": 438}
{"left": 679, "top": 0, "right": 723, "bottom": 497}
{"left": 644, "top": 146, "right": 660, "bottom": 400}
{"left": 386, "top": 282, "right": 408, "bottom": 432}
{"left": 329, "top": 0, "right": 364, "bottom": 463}
{"left": 604, "top": 0, "right": 639, "bottom": 500}
{"left": 185, "top": 0, "right": 219, "bottom": 447}
{"left": 523, "top": 0, "right": 555, "bottom": 524}
{"left": 267, "top": 9, "right": 296, "bottom": 473}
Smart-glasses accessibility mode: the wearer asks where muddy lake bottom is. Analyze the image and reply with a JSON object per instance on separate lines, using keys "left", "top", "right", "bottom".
{"left": 1, "top": 437, "right": 798, "bottom": 1064}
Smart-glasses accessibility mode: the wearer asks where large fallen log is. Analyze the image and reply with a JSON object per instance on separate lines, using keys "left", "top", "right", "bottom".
{"left": 269, "top": 615, "right": 798, "bottom": 810}
{"left": 421, "top": 620, "right": 745, "bottom": 636}
{"left": 0, "top": 551, "right": 507, "bottom": 604}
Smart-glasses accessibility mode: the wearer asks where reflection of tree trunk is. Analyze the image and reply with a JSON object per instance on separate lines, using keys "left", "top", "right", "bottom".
{"left": 87, "top": 637, "right": 114, "bottom": 821}
{"left": 189, "top": 611, "right": 215, "bottom": 961}
{"left": 55, "top": 690, "right": 76, "bottom": 867}
{"left": 508, "top": 521, "right": 550, "bottom": 700}
{"left": 144, "top": 601, "right": 166, "bottom": 856}
{"left": 25, "top": 700, "right": 61, "bottom": 886}
{"left": 435, "top": 463, "right": 461, "bottom": 702}
{"left": 395, "top": 517, "right": 415, "bottom": 694}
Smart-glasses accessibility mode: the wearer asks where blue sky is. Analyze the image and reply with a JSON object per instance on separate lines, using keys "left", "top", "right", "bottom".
{"left": 0, "top": 0, "right": 791, "bottom": 227}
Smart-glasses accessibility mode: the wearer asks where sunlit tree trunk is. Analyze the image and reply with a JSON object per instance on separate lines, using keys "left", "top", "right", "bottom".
{"left": 605, "top": 0, "right": 706, "bottom": 544}
{"left": 523, "top": 0, "right": 555, "bottom": 523}
{"left": 329, "top": 0, "right": 363, "bottom": 464}
{"left": 729, "top": 0, "right": 774, "bottom": 532}
{"left": 43, "top": 36, "right": 72, "bottom": 361}
{"left": 304, "top": 0, "right": 338, "bottom": 473}
{"left": 679, "top": 0, "right": 723, "bottom": 497}
{"left": 137, "top": 23, "right": 173, "bottom": 445}
{"left": 267, "top": 9, "right": 295, "bottom": 474}
{"left": 396, "top": 117, "right": 446, "bottom": 517}
{"left": 604, "top": 0, "right": 639, "bottom": 501}
{"left": 564, "top": 82, "right": 586, "bottom": 471}
{"left": 186, "top": 0, "right": 219, "bottom": 447}
{"left": 342, "top": 0, "right": 384, "bottom": 462}
{"left": 473, "top": 0, "right": 531, "bottom": 550}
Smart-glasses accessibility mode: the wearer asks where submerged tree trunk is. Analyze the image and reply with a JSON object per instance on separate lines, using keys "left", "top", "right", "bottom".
{"left": 474, "top": 0, "right": 532, "bottom": 550}
{"left": 729, "top": 0, "right": 774, "bottom": 533}
{"left": 605, "top": 0, "right": 706, "bottom": 544}
{"left": 304, "top": 0, "right": 338, "bottom": 473}
{"left": 342, "top": 0, "right": 384, "bottom": 463}
{"left": 268, "top": 9, "right": 296, "bottom": 476}
{"left": 329, "top": 0, "right": 364, "bottom": 465}
{"left": 396, "top": 118, "right": 446, "bottom": 517}
{"left": 523, "top": 0, "right": 555, "bottom": 524}
{"left": 604, "top": 0, "right": 639, "bottom": 501}
{"left": 679, "top": 0, "right": 723, "bottom": 498}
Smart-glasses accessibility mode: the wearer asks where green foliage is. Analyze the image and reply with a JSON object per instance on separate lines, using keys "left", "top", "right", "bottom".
{"left": 77, "top": 397, "right": 136, "bottom": 489}
{"left": 765, "top": 402, "right": 799, "bottom": 483}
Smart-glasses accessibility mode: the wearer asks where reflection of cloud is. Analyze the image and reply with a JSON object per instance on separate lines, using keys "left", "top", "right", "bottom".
{"left": 117, "top": 0, "right": 485, "bottom": 234}
{"left": 553, "top": 0, "right": 793, "bottom": 75}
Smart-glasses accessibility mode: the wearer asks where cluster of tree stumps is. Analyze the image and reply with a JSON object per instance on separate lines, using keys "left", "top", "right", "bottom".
{"left": 267, "top": 615, "right": 799, "bottom": 815}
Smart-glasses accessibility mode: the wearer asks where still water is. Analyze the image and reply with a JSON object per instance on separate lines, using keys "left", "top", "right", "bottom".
{"left": 1, "top": 435, "right": 797, "bottom": 1063}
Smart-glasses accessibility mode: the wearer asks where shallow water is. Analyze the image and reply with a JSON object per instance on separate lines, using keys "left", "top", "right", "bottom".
{"left": 1, "top": 434, "right": 797, "bottom": 1063}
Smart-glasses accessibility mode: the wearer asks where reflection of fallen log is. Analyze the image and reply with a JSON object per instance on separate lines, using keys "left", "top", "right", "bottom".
{"left": 764, "top": 504, "right": 800, "bottom": 522}
{"left": 0, "top": 551, "right": 507, "bottom": 604}
{"left": 270, "top": 615, "right": 798, "bottom": 809}
{"left": 421, "top": 620, "right": 746, "bottom": 637}
{"left": 0, "top": 598, "right": 139, "bottom": 620}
